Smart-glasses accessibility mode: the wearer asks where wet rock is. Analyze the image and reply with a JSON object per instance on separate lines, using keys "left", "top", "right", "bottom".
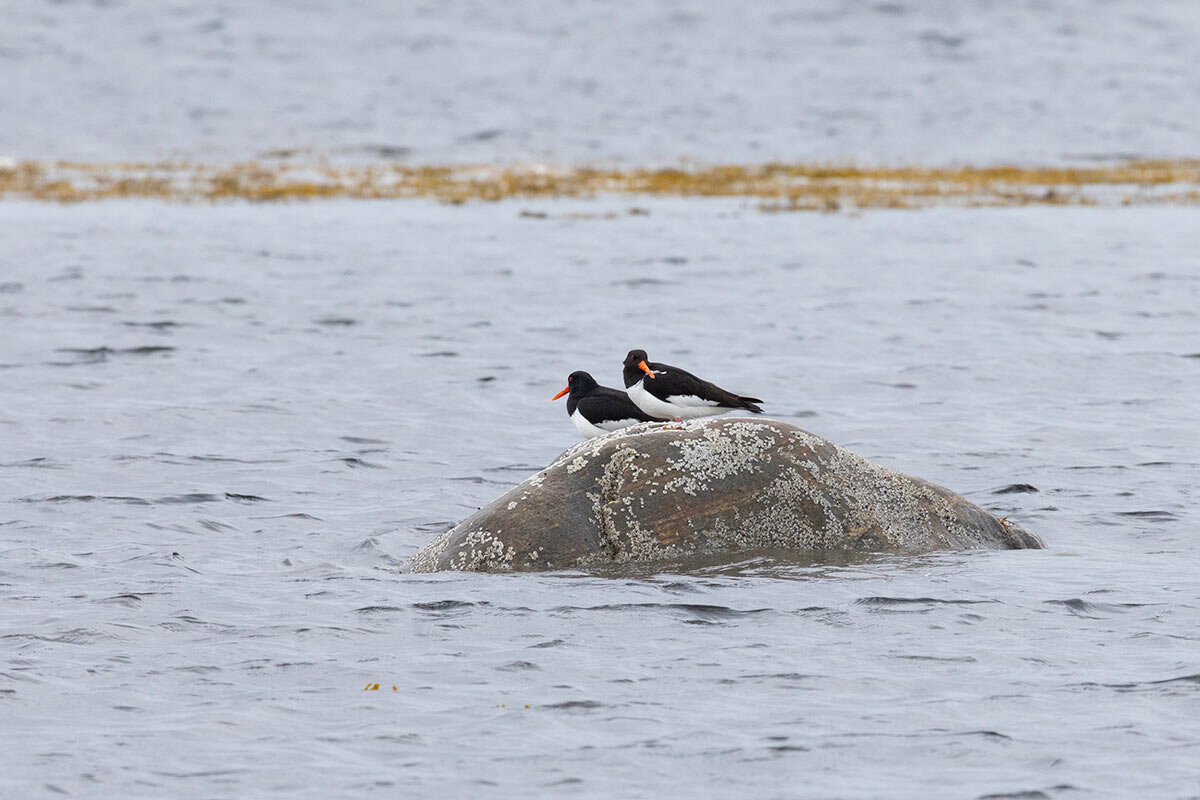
{"left": 409, "top": 418, "right": 1042, "bottom": 573}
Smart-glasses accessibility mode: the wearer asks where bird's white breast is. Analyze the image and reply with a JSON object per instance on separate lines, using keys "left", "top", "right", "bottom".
{"left": 570, "top": 409, "right": 609, "bottom": 438}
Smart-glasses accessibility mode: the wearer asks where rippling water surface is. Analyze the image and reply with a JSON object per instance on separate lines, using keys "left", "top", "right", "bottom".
{"left": 6, "top": 0, "right": 1200, "bottom": 795}
{"left": 3, "top": 199, "right": 1198, "bottom": 797}
{"left": 6, "top": 0, "right": 1200, "bottom": 163}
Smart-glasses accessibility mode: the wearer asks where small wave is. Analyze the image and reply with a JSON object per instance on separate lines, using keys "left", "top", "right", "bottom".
{"left": 463, "top": 128, "right": 503, "bottom": 142}
{"left": 95, "top": 594, "right": 146, "bottom": 606}
{"left": 411, "top": 600, "right": 478, "bottom": 611}
{"left": 1044, "top": 598, "right": 1158, "bottom": 617}
{"left": 150, "top": 769, "right": 248, "bottom": 779}
{"left": 58, "top": 345, "right": 176, "bottom": 357}
{"left": 24, "top": 494, "right": 152, "bottom": 505}
{"left": 412, "top": 520, "right": 455, "bottom": 533}
{"left": 1148, "top": 673, "right": 1200, "bottom": 687}
{"left": 675, "top": 603, "right": 771, "bottom": 620}
{"left": 1076, "top": 673, "right": 1200, "bottom": 693}
{"left": 1114, "top": 510, "right": 1176, "bottom": 520}
{"left": 993, "top": 483, "right": 1039, "bottom": 494}
{"left": 737, "top": 672, "right": 812, "bottom": 681}
{"left": 657, "top": 581, "right": 702, "bottom": 595}
{"left": 550, "top": 603, "right": 770, "bottom": 621}
{"left": 123, "top": 320, "right": 181, "bottom": 329}
{"left": 542, "top": 700, "right": 604, "bottom": 711}
{"left": 3, "top": 628, "right": 106, "bottom": 645}
{"left": 234, "top": 403, "right": 290, "bottom": 415}
{"left": 355, "top": 144, "right": 411, "bottom": 159}
{"left": 857, "top": 596, "right": 994, "bottom": 607}
{"left": 0, "top": 457, "right": 63, "bottom": 469}
{"left": 156, "top": 493, "right": 222, "bottom": 504}
{"left": 338, "top": 457, "right": 384, "bottom": 469}
{"left": 948, "top": 729, "right": 1013, "bottom": 741}
{"left": 978, "top": 790, "right": 1071, "bottom": 800}
{"left": 612, "top": 277, "right": 674, "bottom": 287}
{"left": 189, "top": 455, "right": 286, "bottom": 464}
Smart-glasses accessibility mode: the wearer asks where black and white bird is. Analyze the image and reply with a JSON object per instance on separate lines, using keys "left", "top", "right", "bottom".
{"left": 553, "top": 370, "right": 658, "bottom": 438}
{"left": 622, "top": 349, "right": 764, "bottom": 420}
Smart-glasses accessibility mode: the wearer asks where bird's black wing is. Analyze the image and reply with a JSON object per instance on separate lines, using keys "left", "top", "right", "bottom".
{"left": 646, "top": 361, "right": 762, "bottom": 412}
{"left": 579, "top": 387, "right": 659, "bottom": 427}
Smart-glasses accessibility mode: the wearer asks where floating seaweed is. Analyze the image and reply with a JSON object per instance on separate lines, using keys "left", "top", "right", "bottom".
{"left": 2, "top": 158, "right": 1199, "bottom": 209}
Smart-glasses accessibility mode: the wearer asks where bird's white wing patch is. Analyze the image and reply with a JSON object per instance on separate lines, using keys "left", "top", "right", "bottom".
{"left": 628, "top": 379, "right": 731, "bottom": 419}
{"left": 663, "top": 394, "right": 721, "bottom": 407}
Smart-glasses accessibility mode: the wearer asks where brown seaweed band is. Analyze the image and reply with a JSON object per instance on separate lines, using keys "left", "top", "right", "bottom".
{"left": 2, "top": 159, "right": 1199, "bottom": 208}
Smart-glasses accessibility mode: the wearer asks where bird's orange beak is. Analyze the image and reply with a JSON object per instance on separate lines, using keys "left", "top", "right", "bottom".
{"left": 638, "top": 360, "right": 655, "bottom": 379}
{"left": 552, "top": 386, "right": 570, "bottom": 401}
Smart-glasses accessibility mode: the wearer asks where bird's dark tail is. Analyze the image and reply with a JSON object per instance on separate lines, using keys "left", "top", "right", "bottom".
{"left": 739, "top": 396, "right": 764, "bottom": 414}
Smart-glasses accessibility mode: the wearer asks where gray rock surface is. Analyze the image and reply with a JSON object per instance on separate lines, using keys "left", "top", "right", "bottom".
{"left": 409, "top": 418, "right": 1042, "bottom": 572}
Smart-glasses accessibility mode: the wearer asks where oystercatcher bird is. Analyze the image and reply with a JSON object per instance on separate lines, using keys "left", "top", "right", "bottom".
{"left": 552, "top": 370, "right": 659, "bottom": 438}
{"left": 622, "top": 349, "right": 764, "bottom": 420}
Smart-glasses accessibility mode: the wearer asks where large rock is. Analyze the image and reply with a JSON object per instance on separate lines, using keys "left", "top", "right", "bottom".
{"left": 409, "top": 418, "right": 1042, "bottom": 572}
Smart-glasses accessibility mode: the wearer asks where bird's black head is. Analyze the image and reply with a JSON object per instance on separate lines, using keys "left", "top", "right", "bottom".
{"left": 551, "top": 370, "right": 599, "bottom": 402}
{"left": 622, "top": 349, "right": 655, "bottom": 383}
{"left": 566, "top": 370, "right": 599, "bottom": 393}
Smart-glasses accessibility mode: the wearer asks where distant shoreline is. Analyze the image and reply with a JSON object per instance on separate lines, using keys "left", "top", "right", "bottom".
{"left": 4, "top": 159, "right": 1199, "bottom": 209}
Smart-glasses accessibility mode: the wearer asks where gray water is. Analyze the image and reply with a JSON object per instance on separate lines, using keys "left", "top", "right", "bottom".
{"left": 5, "top": 0, "right": 1200, "bottom": 797}
{"left": 3, "top": 199, "right": 1199, "bottom": 797}
{"left": 5, "top": 0, "right": 1200, "bottom": 165}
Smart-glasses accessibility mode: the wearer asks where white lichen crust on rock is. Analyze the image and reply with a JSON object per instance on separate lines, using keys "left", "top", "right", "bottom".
{"left": 408, "top": 418, "right": 1042, "bottom": 573}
